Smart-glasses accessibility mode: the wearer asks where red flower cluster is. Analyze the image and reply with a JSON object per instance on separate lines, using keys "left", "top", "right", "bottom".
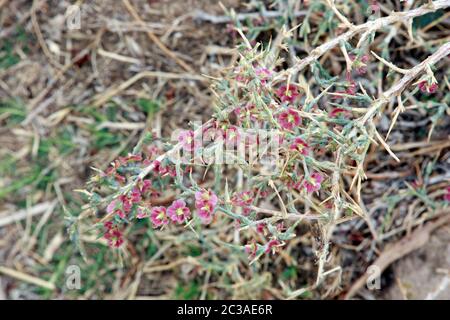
{"left": 104, "top": 154, "right": 144, "bottom": 184}
{"left": 418, "top": 80, "right": 438, "bottom": 94}
{"left": 345, "top": 80, "right": 358, "bottom": 95}
{"left": 152, "top": 160, "right": 177, "bottom": 177}
{"left": 106, "top": 179, "right": 153, "bottom": 219}
{"left": 220, "top": 126, "right": 241, "bottom": 145}
{"left": 103, "top": 221, "right": 124, "bottom": 248}
{"left": 276, "top": 85, "right": 300, "bottom": 103}
{"left": 303, "top": 172, "right": 324, "bottom": 193}
{"left": 195, "top": 189, "right": 218, "bottom": 224}
{"left": 178, "top": 130, "right": 196, "bottom": 152}
{"left": 132, "top": 190, "right": 218, "bottom": 228}
{"left": 234, "top": 104, "right": 260, "bottom": 124}
{"left": 349, "top": 54, "right": 369, "bottom": 75}
{"left": 278, "top": 108, "right": 301, "bottom": 131}
{"left": 145, "top": 200, "right": 192, "bottom": 228}
{"left": 254, "top": 66, "right": 272, "bottom": 84}
{"left": 244, "top": 240, "right": 258, "bottom": 259}
{"left": 329, "top": 108, "right": 351, "bottom": 118}
{"left": 264, "top": 239, "right": 281, "bottom": 254}
{"left": 331, "top": 76, "right": 358, "bottom": 99}
{"left": 289, "top": 137, "right": 309, "bottom": 155}
{"left": 232, "top": 190, "right": 254, "bottom": 215}
{"left": 244, "top": 238, "right": 281, "bottom": 259}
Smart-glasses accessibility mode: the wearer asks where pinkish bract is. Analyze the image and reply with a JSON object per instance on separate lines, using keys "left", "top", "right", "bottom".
{"left": 276, "top": 85, "right": 300, "bottom": 103}
{"left": 150, "top": 206, "right": 169, "bottom": 227}
{"left": 289, "top": 137, "right": 309, "bottom": 155}
{"left": 303, "top": 172, "right": 324, "bottom": 193}
{"left": 167, "top": 199, "right": 191, "bottom": 224}
{"left": 278, "top": 108, "right": 301, "bottom": 131}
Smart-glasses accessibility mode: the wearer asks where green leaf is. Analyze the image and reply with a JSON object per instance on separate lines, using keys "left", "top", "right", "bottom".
{"left": 413, "top": 11, "right": 444, "bottom": 29}
{"left": 136, "top": 98, "right": 160, "bottom": 115}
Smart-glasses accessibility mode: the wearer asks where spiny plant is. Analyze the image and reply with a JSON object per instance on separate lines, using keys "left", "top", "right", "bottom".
{"left": 75, "top": 0, "right": 450, "bottom": 295}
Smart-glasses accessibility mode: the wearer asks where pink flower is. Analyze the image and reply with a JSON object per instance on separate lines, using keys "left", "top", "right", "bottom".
{"left": 140, "top": 179, "right": 152, "bottom": 194}
{"left": 276, "top": 85, "right": 300, "bottom": 103}
{"left": 258, "top": 189, "right": 270, "bottom": 197}
{"left": 115, "top": 210, "right": 126, "bottom": 219}
{"left": 195, "top": 189, "right": 218, "bottom": 224}
{"left": 106, "top": 229, "right": 124, "bottom": 248}
{"left": 130, "top": 187, "right": 142, "bottom": 203}
{"left": 234, "top": 104, "right": 260, "bottom": 123}
{"left": 146, "top": 145, "right": 161, "bottom": 158}
{"left": 289, "top": 137, "right": 309, "bottom": 155}
{"left": 278, "top": 108, "right": 301, "bottom": 131}
{"left": 287, "top": 179, "right": 303, "bottom": 192}
{"left": 349, "top": 54, "right": 369, "bottom": 75}
{"left": 222, "top": 126, "right": 241, "bottom": 145}
{"left": 104, "top": 221, "right": 114, "bottom": 230}
{"left": 331, "top": 81, "right": 358, "bottom": 99}
{"left": 233, "top": 66, "right": 247, "bottom": 83}
{"left": 329, "top": 108, "right": 351, "bottom": 118}
{"left": 106, "top": 200, "right": 118, "bottom": 215}
{"left": 167, "top": 199, "right": 191, "bottom": 223}
{"left": 196, "top": 201, "right": 215, "bottom": 224}
{"left": 118, "top": 154, "right": 142, "bottom": 165}
{"left": 226, "top": 23, "right": 238, "bottom": 38}
{"left": 303, "top": 172, "right": 324, "bottom": 193}
{"left": 244, "top": 241, "right": 258, "bottom": 259}
{"left": 136, "top": 207, "right": 148, "bottom": 219}
{"left": 264, "top": 239, "right": 281, "bottom": 254}
{"left": 150, "top": 206, "right": 169, "bottom": 227}
{"left": 368, "top": 0, "right": 380, "bottom": 14}
{"left": 255, "top": 66, "right": 272, "bottom": 84}
{"left": 232, "top": 191, "right": 254, "bottom": 207}
{"left": 276, "top": 222, "right": 286, "bottom": 232}
{"left": 119, "top": 195, "right": 133, "bottom": 213}
{"left": 104, "top": 222, "right": 124, "bottom": 248}
{"left": 153, "top": 160, "right": 177, "bottom": 177}
{"left": 444, "top": 187, "right": 450, "bottom": 202}
{"left": 152, "top": 160, "right": 162, "bottom": 175}
{"left": 418, "top": 80, "right": 438, "bottom": 94}
{"left": 256, "top": 223, "right": 266, "bottom": 234}
{"left": 242, "top": 207, "right": 252, "bottom": 216}
{"left": 346, "top": 81, "right": 358, "bottom": 95}
{"left": 106, "top": 198, "right": 127, "bottom": 219}
{"left": 178, "top": 130, "right": 195, "bottom": 151}
{"left": 195, "top": 189, "right": 218, "bottom": 207}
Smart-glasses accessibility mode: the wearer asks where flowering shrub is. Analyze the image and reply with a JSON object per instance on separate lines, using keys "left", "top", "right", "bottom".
{"left": 78, "top": 0, "right": 450, "bottom": 296}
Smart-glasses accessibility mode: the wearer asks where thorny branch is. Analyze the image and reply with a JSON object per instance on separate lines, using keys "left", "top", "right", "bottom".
{"left": 82, "top": 0, "right": 450, "bottom": 298}
{"left": 362, "top": 41, "right": 450, "bottom": 124}
{"left": 280, "top": 0, "right": 450, "bottom": 78}
{"left": 314, "top": 41, "right": 450, "bottom": 288}
{"left": 117, "top": 0, "right": 450, "bottom": 195}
